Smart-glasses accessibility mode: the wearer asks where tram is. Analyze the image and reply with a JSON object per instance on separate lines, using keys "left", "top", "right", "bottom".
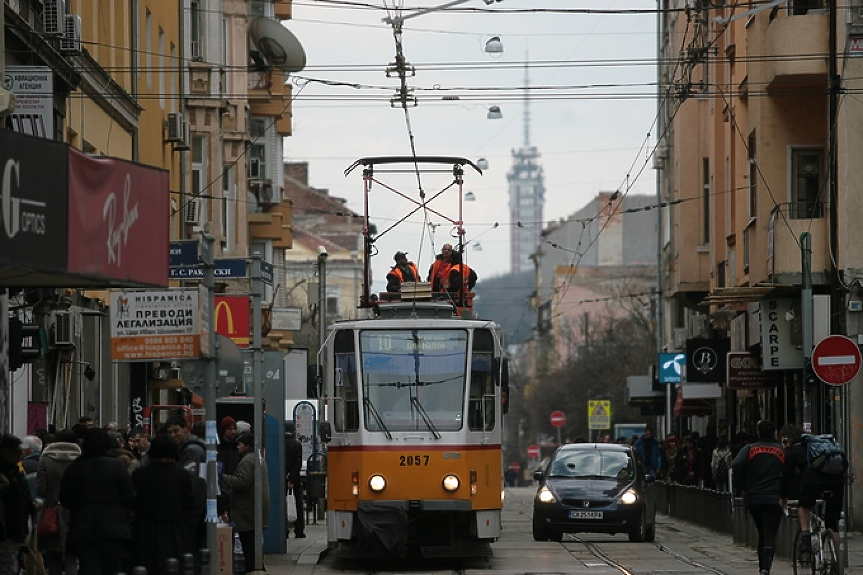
{"left": 318, "top": 157, "right": 509, "bottom": 558}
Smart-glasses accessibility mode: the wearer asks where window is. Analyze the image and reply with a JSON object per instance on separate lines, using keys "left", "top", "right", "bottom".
{"left": 789, "top": 0, "right": 822, "bottom": 15}
{"left": 790, "top": 149, "right": 824, "bottom": 219}
{"left": 468, "top": 329, "right": 495, "bottom": 431}
{"left": 702, "top": 158, "right": 711, "bottom": 245}
{"left": 190, "top": 1, "right": 201, "bottom": 59}
{"left": 192, "top": 136, "right": 207, "bottom": 223}
{"left": 222, "top": 166, "right": 234, "bottom": 251}
{"left": 333, "top": 330, "right": 359, "bottom": 432}
{"left": 145, "top": 10, "right": 152, "bottom": 89}
{"left": 159, "top": 28, "right": 165, "bottom": 108}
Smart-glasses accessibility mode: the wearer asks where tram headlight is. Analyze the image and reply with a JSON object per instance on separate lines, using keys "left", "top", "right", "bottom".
{"left": 619, "top": 489, "right": 638, "bottom": 504}
{"left": 369, "top": 474, "right": 387, "bottom": 492}
{"left": 442, "top": 474, "right": 460, "bottom": 492}
{"left": 537, "top": 486, "right": 556, "bottom": 504}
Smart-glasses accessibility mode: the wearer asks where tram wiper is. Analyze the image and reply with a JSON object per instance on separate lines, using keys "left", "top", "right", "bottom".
{"left": 410, "top": 397, "right": 441, "bottom": 439}
{"left": 363, "top": 397, "right": 392, "bottom": 439}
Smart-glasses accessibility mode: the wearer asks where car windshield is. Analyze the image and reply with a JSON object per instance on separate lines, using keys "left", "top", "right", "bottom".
{"left": 548, "top": 450, "right": 634, "bottom": 480}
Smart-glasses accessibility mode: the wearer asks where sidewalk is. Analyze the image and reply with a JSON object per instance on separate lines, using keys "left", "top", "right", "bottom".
{"left": 261, "top": 514, "right": 863, "bottom": 574}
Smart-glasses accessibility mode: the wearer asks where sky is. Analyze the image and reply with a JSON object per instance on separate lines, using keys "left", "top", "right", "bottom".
{"left": 282, "top": 1, "right": 659, "bottom": 288}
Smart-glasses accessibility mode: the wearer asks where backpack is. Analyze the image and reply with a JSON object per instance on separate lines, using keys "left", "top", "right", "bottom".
{"left": 714, "top": 453, "right": 729, "bottom": 482}
{"left": 802, "top": 434, "right": 847, "bottom": 476}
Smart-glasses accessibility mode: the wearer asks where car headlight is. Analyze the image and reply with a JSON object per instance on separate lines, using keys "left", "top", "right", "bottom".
{"left": 619, "top": 489, "right": 638, "bottom": 504}
{"left": 442, "top": 474, "right": 460, "bottom": 492}
{"left": 369, "top": 474, "right": 386, "bottom": 492}
{"left": 537, "top": 486, "right": 556, "bottom": 503}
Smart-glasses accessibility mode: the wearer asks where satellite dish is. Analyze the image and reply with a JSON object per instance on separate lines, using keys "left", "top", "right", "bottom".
{"left": 249, "top": 17, "right": 306, "bottom": 73}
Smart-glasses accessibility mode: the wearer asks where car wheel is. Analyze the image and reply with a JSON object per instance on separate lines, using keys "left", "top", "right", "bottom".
{"left": 644, "top": 519, "right": 656, "bottom": 542}
{"left": 549, "top": 530, "right": 563, "bottom": 542}
{"left": 532, "top": 527, "right": 549, "bottom": 541}
{"left": 628, "top": 509, "right": 647, "bottom": 542}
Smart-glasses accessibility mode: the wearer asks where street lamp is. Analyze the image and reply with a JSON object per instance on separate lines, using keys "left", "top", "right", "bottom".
{"left": 477, "top": 157, "right": 489, "bottom": 170}
{"left": 487, "top": 105, "right": 503, "bottom": 120}
{"left": 485, "top": 36, "right": 503, "bottom": 55}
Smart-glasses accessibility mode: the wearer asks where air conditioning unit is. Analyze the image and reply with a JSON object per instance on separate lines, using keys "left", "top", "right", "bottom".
{"left": 689, "top": 314, "right": 708, "bottom": 338}
{"left": 166, "top": 113, "right": 184, "bottom": 142}
{"left": 258, "top": 181, "right": 278, "bottom": 206}
{"left": 44, "top": 0, "right": 66, "bottom": 35}
{"left": 173, "top": 121, "right": 191, "bottom": 151}
{"left": 60, "top": 14, "right": 82, "bottom": 54}
{"left": 249, "top": 158, "right": 262, "bottom": 180}
{"left": 51, "top": 310, "right": 75, "bottom": 347}
{"left": 184, "top": 198, "right": 200, "bottom": 225}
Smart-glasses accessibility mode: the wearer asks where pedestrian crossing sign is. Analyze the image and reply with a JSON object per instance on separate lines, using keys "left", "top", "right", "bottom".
{"left": 588, "top": 400, "right": 611, "bottom": 430}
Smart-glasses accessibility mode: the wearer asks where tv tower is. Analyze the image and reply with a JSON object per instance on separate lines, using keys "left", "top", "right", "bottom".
{"left": 507, "top": 56, "right": 546, "bottom": 274}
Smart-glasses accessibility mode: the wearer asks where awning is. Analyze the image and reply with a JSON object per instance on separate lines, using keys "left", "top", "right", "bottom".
{"left": 673, "top": 389, "right": 713, "bottom": 416}
{"left": 699, "top": 285, "right": 779, "bottom": 307}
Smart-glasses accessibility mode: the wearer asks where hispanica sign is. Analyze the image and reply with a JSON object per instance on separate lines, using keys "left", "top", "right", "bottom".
{"left": 110, "top": 289, "right": 200, "bottom": 361}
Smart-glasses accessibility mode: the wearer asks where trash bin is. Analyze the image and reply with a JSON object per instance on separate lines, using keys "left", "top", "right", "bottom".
{"left": 308, "top": 471, "right": 326, "bottom": 499}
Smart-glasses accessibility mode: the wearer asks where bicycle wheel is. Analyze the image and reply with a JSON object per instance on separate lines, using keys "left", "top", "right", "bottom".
{"left": 792, "top": 529, "right": 815, "bottom": 575}
{"left": 821, "top": 529, "right": 839, "bottom": 575}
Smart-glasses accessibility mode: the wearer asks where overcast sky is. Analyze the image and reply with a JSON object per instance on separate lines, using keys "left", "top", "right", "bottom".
{"left": 283, "top": 1, "right": 658, "bottom": 288}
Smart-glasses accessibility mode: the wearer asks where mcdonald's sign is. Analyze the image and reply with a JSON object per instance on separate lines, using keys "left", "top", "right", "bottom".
{"left": 214, "top": 295, "right": 251, "bottom": 348}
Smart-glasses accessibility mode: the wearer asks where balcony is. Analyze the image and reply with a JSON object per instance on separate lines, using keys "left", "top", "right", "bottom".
{"left": 274, "top": 0, "right": 293, "bottom": 20}
{"left": 249, "top": 210, "right": 285, "bottom": 241}
{"left": 765, "top": 11, "right": 828, "bottom": 90}
{"left": 766, "top": 203, "right": 829, "bottom": 285}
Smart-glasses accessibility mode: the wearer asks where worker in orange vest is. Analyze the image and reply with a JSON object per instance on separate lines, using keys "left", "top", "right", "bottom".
{"left": 428, "top": 244, "right": 455, "bottom": 292}
{"left": 386, "top": 251, "right": 420, "bottom": 292}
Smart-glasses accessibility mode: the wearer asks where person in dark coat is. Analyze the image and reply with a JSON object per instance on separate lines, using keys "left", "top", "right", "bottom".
{"left": 220, "top": 432, "right": 270, "bottom": 574}
{"left": 285, "top": 425, "right": 305, "bottom": 538}
{"left": 732, "top": 420, "right": 785, "bottom": 575}
{"left": 131, "top": 433, "right": 194, "bottom": 575}
{"left": 0, "top": 434, "right": 36, "bottom": 572}
{"left": 36, "top": 429, "right": 81, "bottom": 575}
{"left": 60, "top": 427, "right": 135, "bottom": 575}
{"left": 634, "top": 427, "right": 662, "bottom": 477}
{"left": 217, "top": 416, "right": 240, "bottom": 518}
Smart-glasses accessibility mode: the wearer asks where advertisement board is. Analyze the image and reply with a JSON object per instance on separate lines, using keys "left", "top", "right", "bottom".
{"left": 110, "top": 289, "right": 200, "bottom": 360}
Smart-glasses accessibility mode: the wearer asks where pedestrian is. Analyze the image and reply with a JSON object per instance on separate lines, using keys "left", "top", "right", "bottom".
{"left": 22, "top": 435, "right": 42, "bottom": 499}
{"left": 236, "top": 420, "right": 251, "bottom": 436}
{"left": 778, "top": 424, "right": 804, "bottom": 502}
{"left": 131, "top": 433, "right": 195, "bottom": 575}
{"left": 128, "top": 426, "right": 151, "bottom": 467}
{"left": 634, "top": 427, "right": 662, "bottom": 477}
{"left": 166, "top": 416, "right": 207, "bottom": 564}
{"left": 663, "top": 435, "right": 681, "bottom": 482}
{"left": 78, "top": 416, "right": 95, "bottom": 429}
{"left": 108, "top": 430, "right": 140, "bottom": 474}
{"left": 711, "top": 436, "right": 732, "bottom": 492}
{"left": 285, "top": 425, "right": 305, "bottom": 538}
{"left": 386, "top": 251, "right": 420, "bottom": 293}
{"left": 428, "top": 243, "right": 455, "bottom": 292}
{"left": 220, "top": 432, "right": 270, "bottom": 574}
{"left": 731, "top": 420, "right": 785, "bottom": 575}
{"left": 60, "top": 427, "right": 135, "bottom": 575}
{"left": 444, "top": 250, "right": 477, "bottom": 305}
{"left": 679, "top": 435, "right": 702, "bottom": 486}
{"left": 217, "top": 416, "right": 239, "bottom": 518}
{"left": 36, "top": 429, "right": 81, "bottom": 575}
{"left": 0, "top": 434, "right": 36, "bottom": 574}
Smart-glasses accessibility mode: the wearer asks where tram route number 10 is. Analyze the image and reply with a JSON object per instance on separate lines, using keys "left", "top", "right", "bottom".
{"left": 400, "top": 454, "right": 430, "bottom": 466}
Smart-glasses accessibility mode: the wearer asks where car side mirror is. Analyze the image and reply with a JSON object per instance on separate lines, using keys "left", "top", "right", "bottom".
{"left": 644, "top": 474, "right": 657, "bottom": 483}
{"left": 533, "top": 470, "right": 543, "bottom": 481}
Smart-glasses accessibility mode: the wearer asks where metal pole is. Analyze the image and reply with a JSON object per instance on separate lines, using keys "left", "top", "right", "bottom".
{"left": 801, "top": 232, "right": 813, "bottom": 430}
{"left": 201, "top": 232, "right": 218, "bottom": 575}
{"left": 251, "top": 253, "right": 264, "bottom": 571}
{"left": 318, "top": 251, "right": 328, "bottom": 357}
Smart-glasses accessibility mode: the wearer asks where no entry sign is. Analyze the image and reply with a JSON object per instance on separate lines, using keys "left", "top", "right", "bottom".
{"left": 527, "top": 444, "right": 540, "bottom": 458}
{"left": 812, "top": 335, "right": 861, "bottom": 386}
{"left": 550, "top": 410, "right": 566, "bottom": 428}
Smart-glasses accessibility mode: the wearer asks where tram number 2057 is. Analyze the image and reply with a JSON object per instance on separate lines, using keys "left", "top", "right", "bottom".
{"left": 400, "top": 454, "right": 430, "bottom": 466}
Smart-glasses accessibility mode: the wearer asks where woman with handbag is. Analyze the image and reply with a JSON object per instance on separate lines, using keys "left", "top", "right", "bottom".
{"left": 36, "top": 429, "right": 81, "bottom": 575}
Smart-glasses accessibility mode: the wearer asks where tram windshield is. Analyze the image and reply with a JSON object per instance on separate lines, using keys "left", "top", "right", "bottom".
{"left": 359, "top": 329, "right": 468, "bottom": 432}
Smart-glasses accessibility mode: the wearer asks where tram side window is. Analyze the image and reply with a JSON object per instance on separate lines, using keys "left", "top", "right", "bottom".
{"left": 334, "top": 331, "right": 359, "bottom": 432}
{"left": 468, "top": 352, "right": 494, "bottom": 431}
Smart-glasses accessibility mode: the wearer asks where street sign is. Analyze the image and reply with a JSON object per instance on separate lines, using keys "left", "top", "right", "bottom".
{"left": 812, "top": 334, "right": 861, "bottom": 386}
{"left": 550, "top": 410, "right": 566, "bottom": 428}
{"left": 527, "top": 444, "right": 540, "bottom": 458}
{"left": 588, "top": 400, "right": 612, "bottom": 430}
{"left": 508, "top": 462, "right": 521, "bottom": 473}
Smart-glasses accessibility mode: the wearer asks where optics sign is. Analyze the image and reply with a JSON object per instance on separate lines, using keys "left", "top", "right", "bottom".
{"left": 110, "top": 289, "right": 200, "bottom": 360}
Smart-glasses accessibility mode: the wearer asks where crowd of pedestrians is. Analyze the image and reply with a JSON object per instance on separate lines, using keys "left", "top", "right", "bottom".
{"left": 0, "top": 415, "right": 274, "bottom": 575}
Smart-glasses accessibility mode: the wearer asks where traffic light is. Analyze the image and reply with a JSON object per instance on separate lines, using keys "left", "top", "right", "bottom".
{"left": 9, "top": 316, "right": 42, "bottom": 371}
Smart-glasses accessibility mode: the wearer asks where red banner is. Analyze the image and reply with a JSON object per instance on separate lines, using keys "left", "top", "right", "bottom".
{"left": 66, "top": 148, "right": 169, "bottom": 286}
{"left": 214, "top": 295, "right": 251, "bottom": 348}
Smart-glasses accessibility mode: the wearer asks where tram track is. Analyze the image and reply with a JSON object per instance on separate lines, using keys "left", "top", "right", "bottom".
{"left": 573, "top": 536, "right": 731, "bottom": 575}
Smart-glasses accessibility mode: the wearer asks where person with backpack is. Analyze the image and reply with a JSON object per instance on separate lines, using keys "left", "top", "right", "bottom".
{"left": 731, "top": 420, "right": 785, "bottom": 575}
{"left": 781, "top": 431, "right": 847, "bottom": 555}
{"left": 711, "top": 436, "right": 732, "bottom": 492}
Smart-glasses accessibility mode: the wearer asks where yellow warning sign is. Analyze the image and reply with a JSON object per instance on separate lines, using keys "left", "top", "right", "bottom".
{"left": 588, "top": 400, "right": 612, "bottom": 430}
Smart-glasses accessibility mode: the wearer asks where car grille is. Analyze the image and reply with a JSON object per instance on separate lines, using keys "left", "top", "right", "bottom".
{"left": 561, "top": 498, "right": 610, "bottom": 508}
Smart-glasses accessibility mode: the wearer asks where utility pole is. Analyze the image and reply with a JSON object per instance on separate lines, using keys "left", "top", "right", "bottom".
{"left": 801, "top": 232, "right": 813, "bottom": 430}
{"left": 251, "top": 252, "right": 264, "bottom": 571}
{"left": 201, "top": 232, "right": 218, "bottom": 575}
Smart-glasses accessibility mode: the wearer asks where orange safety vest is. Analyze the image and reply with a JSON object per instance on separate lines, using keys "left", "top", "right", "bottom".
{"left": 388, "top": 263, "right": 419, "bottom": 283}
{"left": 445, "top": 262, "right": 473, "bottom": 293}
{"left": 428, "top": 258, "right": 452, "bottom": 291}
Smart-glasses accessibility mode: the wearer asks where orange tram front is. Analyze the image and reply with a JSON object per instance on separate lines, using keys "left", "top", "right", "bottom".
{"left": 320, "top": 302, "right": 509, "bottom": 558}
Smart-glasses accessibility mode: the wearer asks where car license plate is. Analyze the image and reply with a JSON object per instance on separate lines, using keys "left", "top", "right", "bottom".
{"left": 570, "top": 510, "right": 603, "bottom": 519}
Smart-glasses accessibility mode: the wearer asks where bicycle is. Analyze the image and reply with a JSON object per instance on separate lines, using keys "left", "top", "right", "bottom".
{"left": 792, "top": 495, "right": 840, "bottom": 575}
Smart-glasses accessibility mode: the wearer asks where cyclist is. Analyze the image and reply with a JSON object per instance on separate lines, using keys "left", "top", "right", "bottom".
{"left": 781, "top": 432, "right": 848, "bottom": 554}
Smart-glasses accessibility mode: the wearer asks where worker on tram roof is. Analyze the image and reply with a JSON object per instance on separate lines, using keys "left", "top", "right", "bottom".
{"left": 386, "top": 251, "right": 420, "bottom": 293}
